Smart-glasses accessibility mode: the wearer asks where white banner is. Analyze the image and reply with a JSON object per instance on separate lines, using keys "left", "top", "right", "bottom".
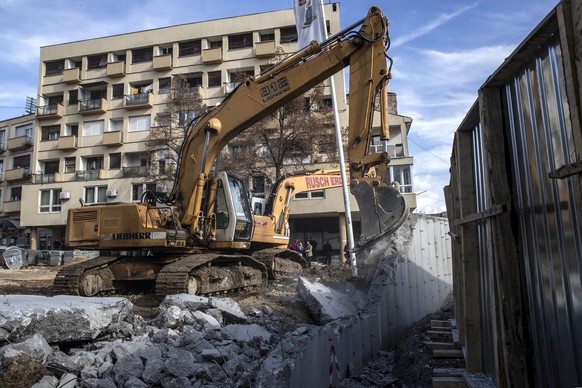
{"left": 294, "top": 0, "right": 325, "bottom": 49}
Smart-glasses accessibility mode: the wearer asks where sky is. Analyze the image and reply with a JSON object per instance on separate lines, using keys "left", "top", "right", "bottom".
{"left": 0, "top": 0, "right": 559, "bottom": 213}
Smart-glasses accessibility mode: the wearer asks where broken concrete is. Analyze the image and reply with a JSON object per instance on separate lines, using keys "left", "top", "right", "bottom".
{"left": 296, "top": 276, "right": 360, "bottom": 324}
{"left": 0, "top": 295, "right": 133, "bottom": 343}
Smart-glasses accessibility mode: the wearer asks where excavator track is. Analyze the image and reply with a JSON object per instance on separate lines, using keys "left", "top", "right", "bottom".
{"left": 251, "top": 248, "right": 307, "bottom": 279}
{"left": 155, "top": 253, "right": 268, "bottom": 298}
{"left": 53, "top": 256, "right": 121, "bottom": 296}
{"left": 53, "top": 255, "right": 178, "bottom": 296}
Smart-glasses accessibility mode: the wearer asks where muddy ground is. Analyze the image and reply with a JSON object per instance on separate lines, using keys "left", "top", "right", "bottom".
{"left": 0, "top": 261, "right": 459, "bottom": 386}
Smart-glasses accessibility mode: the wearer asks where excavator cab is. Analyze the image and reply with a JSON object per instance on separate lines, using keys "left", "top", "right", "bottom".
{"left": 208, "top": 172, "right": 254, "bottom": 249}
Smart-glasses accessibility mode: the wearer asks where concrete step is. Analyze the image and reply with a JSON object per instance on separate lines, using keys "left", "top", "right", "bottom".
{"left": 434, "top": 349, "right": 465, "bottom": 359}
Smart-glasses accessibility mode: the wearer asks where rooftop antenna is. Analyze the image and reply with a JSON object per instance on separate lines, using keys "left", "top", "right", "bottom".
{"left": 25, "top": 97, "right": 36, "bottom": 114}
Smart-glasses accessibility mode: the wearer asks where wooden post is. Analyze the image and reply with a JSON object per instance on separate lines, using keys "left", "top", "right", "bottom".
{"left": 454, "top": 130, "right": 483, "bottom": 373}
{"left": 479, "top": 86, "right": 530, "bottom": 387}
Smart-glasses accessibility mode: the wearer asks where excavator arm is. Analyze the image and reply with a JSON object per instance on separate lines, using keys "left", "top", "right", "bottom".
{"left": 174, "top": 6, "right": 408, "bottom": 245}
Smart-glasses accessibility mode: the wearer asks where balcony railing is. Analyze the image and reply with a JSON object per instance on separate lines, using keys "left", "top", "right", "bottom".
{"left": 106, "top": 61, "right": 125, "bottom": 77}
{"left": 7, "top": 135, "right": 32, "bottom": 151}
{"left": 58, "top": 135, "right": 77, "bottom": 150}
{"left": 2, "top": 200, "right": 21, "bottom": 213}
{"left": 124, "top": 93, "right": 153, "bottom": 109}
{"left": 79, "top": 98, "right": 108, "bottom": 114}
{"left": 33, "top": 172, "right": 62, "bottom": 184}
{"left": 103, "top": 130, "right": 123, "bottom": 146}
{"left": 75, "top": 169, "right": 102, "bottom": 181}
{"left": 5, "top": 167, "right": 31, "bottom": 182}
{"left": 122, "top": 166, "right": 147, "bottom": 177}
{"left": 255, "top": 41, "right": 276, "bottom": 58}
{"left": 202, "top": 47, "right": 222, "bottom": 64}
{"left": 63, "top": 68, "right": 81, "bottom": 83}
{"left": 36, "top": 104, "right": 64, "bottom": 119}
{"left": 153, "top": 54, "right": 173, "bottom": 70}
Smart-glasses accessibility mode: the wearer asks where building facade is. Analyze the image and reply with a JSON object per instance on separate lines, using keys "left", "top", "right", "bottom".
{"left": 19, "top": 3, "right": 415, "bottom": 252}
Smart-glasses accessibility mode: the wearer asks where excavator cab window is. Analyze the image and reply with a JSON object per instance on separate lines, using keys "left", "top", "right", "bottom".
{"left": 214, "top": 181, "right": 230, "bottom": 229}
{"left": 227, "top": 175, "right": 253, "bottom": 241}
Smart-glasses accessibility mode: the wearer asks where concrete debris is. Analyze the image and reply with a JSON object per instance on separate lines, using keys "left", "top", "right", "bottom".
{"left": 296, "top": 276, "right": 360, "bottom": 324}
{"left": 0, "top": 295, "right": 133, "bottom": 343}
{"left": 0, "top": 293, "right": 283, "bottom": 387}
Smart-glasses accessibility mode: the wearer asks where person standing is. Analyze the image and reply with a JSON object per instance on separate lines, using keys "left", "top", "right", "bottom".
{"left": 323, "top": 241, "right": 332, "bottom": 265}
{"left": 305, "top": 240, "right": 313, "bottom": 267}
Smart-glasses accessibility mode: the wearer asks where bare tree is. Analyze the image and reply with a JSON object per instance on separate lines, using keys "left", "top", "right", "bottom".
{"left": 220, "top": 77, "right": 336, "bottom": 182}
{"left": 146, "top": 74, "right": 205, "bottom": 189}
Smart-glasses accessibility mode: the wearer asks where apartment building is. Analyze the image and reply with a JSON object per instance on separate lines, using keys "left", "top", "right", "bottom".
{"left": 20, "top": 3, "right": 415, "bottom": 251}
{"left": 0, "top": 114, "right": 34, "bottom": 246}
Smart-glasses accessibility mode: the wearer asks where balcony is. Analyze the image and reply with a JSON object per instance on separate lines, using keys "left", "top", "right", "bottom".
{"left": 202, "top": 47, "right": 222, "bottom": 64}
{"left": 124, "top": 93, "right": 153, "bottom": 109}
{"left": 2, "top": 200, "right": 21, "bottom": 213}
{"left": 33, "top": 172, "right": 62, "bottom": 184}
{"left": 36, "top": 104, "right": 64, "bottom": 120}
{"left": 122, "top": 166, "right": 147, "bottom": 177}
{"left": 7, "top": 135, "right": 32, "bottom": 151}
{"left": 103, "top": 131, "right": 123, "bottom": 146}
{"left": 79, "top": 98, "right": 108, "bottom": 114}
{"left": 63, "top": 68, "right": 81, "bottom": 83}
{"left": 75, "top": 169, "right": 105, "bottom": 181}
{"left": 107, "top": 61, "right": 125, "bottom": 77}
{"left": 58, "top": 135, "right": 77, "bottom": 150}
{"left": 5, "top": 167, "right": 31, "bottom": 182}
{"left": 153, "top": 54, "right": 173, "bottom": 70}
{"left": 255, "top": 41, "right": 276, "bottom": 58}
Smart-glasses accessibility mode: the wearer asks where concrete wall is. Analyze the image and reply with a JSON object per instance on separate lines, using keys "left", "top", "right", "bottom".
{"left": 257, "top": 214, "right": 452, "bottom": 386}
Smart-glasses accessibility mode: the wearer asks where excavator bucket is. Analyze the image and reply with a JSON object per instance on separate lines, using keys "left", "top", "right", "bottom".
{"left": 351, "top": 180, "right": 409, "bottom": 249}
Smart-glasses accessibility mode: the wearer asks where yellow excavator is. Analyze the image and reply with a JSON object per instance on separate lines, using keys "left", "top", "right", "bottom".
{"left": 53, "top": 6, "right": 409, "bottom": 297}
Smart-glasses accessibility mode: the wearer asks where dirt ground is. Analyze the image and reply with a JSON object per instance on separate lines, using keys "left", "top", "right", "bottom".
{"left": 0, "top": 260, "right": 458, "bottom": 386}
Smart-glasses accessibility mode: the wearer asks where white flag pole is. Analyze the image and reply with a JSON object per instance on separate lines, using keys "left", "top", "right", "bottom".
{"left": 318, "top": 1, "right": 358, "bottom": 277}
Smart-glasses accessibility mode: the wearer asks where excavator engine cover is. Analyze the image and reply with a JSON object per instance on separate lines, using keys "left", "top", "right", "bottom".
{"left": 351, "top": 180, "right": 409, "bottom": 248}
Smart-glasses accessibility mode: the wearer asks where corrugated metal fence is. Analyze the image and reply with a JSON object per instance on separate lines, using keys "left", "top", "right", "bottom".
{"left": 257, "top": 214, "right": 452, "bottom": 386}
{"left": 445, "top": 2, "right": 582, "bottom": 386}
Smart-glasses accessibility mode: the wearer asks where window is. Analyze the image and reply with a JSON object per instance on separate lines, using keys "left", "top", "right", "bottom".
{"left": 179, "top": 40, "right": 201, "bottom": 57}
{"left": 85, "top": 156, "right": 103, "bottom": 171}
{"left": 208, "top": 71, "right": 222, "bottom": 87}
{"left": 14, "top": 123, "right": 32, "bottom": 138}
{"left": 13, "top": 155, "right": 30, "bottom": 169}
{"left": 110, "top": 153, "right": 121, "bottom": 169}
{"left": 65, "top": 157, "right": 76, "bottom": 173}
{"left": 0, "top": 129, "right": 5, "bottom": 150}
{"left": 260, "top": 32, "right": 275, "bottom": 42}
{"left": 159, "top": 78, "right": 170, "bottom": 94}
{"left": 87, "top": 54, "right": 107, "bottom": 69}
{"left": 40, "top": 189, "right": 62, "bottom": 213}
{"left": 82, "top": 120, "right": 104, "bottom": 136}
{"left": 158, "top": 46, "right": 173, "bottom": 56}
{"left": 45, "top": 60, "right": 64, "bottom": 76}
{"left": 295, "top": 191, "right": 324, "bottom": 200}
{"left": 44, "top": 160, "right": 59, "bottom": 174}
{"left": 65, "top": 124, "right": 78, "bottom": 137}
{"left": 228, "top": 33, "right": 253, "bottom": 50}
{"left": 109, "top": 119, "right": 123, "bottom": 132}
{"left": 280, "top": 27, "right": 298, "bottom": 43}
{"left": 112, "top": 84, "right": 124, "bottom": 100}
{"left": 10, "top": 187, "right": 22, "bottom": 201}
{"left": 128, "top": 115, "right": 151, "bottom": 132}
{"left": 252, "top": 176, "right": 266, "bottom": 194}
{"left": 132, "top": 47, "right": 153, "bottom": 63}
{"left": 69, "top": 90, "right": 78, "bottom": 105}
{"left": 132, "top": 183, "right": 156, "bottom": 202}
{"left": 390, "top": 165, "right": 413, "bottom": 193}
{"left": 41, "top": 125, "right": 60, "bottom": 141}
{"left": 84, "top": 186, "right": 107, "bottom": 204}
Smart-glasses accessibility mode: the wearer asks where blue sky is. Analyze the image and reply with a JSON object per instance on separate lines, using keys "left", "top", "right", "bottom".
{"left": 0, "top": 0, "right": 558, "bottom": 212}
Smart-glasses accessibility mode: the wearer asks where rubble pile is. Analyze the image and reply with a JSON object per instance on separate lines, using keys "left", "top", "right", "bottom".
{"left": 0, "top": 294, "right": 298, "bottom": 387}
